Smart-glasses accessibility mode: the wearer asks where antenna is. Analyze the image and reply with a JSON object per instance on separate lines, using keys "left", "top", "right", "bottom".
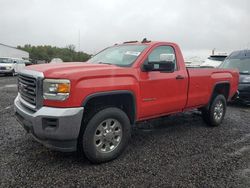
{"left": 78, "top": 29, "right": 81, "bottom": 52}
{"left": 141, "top": 38, "right": 151, "bottom": 43}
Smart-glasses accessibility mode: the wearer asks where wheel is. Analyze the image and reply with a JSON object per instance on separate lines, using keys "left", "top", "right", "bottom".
{"left": 80, "top": 107, "right": 131, "bottom": 163}
{"left": 201, "top": 94, "right": 227, "bottom": 126}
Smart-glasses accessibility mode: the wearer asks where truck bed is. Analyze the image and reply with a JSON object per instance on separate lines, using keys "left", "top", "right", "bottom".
{"left": 186, "top": 68, "right": 239, "bottom": 109}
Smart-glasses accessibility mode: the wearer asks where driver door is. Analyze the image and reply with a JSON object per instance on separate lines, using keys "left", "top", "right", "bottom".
{"left": 138, "top": 45, "right": 188, "bottom": 119}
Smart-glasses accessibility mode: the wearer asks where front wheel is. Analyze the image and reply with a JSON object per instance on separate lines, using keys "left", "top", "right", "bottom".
{"left": 201, "top": 94, "right": 227, "bottom": 126}
{"left": 80, "top": 107, "right": 131, "bottom": 163}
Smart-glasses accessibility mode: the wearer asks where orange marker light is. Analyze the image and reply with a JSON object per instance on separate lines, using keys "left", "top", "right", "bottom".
{"left": 57, "top": 83, "right": 70, "bottom": 93}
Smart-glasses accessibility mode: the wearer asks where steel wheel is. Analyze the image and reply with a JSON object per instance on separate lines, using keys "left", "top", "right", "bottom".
{"left": 201, "top": 94, "right": 227, "bottom": 126}
{"left": 94, "top": 118, "right": 122, "bottom": 153}
{"left": 213, "top": 100, "right": 224, "bottom": 121}
{"left": 81, "top": 107, "right": 131, "bottom": 163}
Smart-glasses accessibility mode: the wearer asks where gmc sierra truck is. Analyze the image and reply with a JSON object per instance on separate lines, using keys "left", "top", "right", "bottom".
{"left": 14, "top": 41, "right": 239, "bottom": 163}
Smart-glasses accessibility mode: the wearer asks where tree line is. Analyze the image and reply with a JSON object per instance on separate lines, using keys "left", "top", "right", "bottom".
{"left": 17, "top": 44, "right": 92, "bottom": 63}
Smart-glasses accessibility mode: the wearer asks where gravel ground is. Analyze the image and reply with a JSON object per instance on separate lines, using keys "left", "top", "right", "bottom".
{"left": 0, "top": 75, "right": 250, "bottom": 187}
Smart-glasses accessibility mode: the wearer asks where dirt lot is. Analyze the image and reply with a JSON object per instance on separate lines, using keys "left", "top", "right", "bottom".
{"left": 0, "top": 75, "right": 250, "bottom": 187}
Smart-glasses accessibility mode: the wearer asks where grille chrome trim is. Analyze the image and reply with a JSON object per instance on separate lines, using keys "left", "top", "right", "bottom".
{"left": 18, "top": 74, "right": 37, "bottom": 106}
{"left": 17, "top": 70, "right": 44, "bottom": 111}
{"left": 18, "top": 93, "right": 36, "bottom": 111}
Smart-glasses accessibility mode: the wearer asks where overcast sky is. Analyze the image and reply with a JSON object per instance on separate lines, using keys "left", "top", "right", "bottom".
{"left": 0, "top": 0, "right": 249, "bottom": 58}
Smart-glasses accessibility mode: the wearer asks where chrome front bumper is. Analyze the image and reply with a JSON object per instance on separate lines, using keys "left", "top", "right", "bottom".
{"left": 0, "top": 69, "right": 13, "bottom": 73}
{"left": 14, "top": 96, "right": 84, "bottom": 152}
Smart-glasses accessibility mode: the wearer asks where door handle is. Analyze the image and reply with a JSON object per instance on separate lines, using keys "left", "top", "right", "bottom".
{"left": 176, "top": 75, "right": 184, "bottom": 80}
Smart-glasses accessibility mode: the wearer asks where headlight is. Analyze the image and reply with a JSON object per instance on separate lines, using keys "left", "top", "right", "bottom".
{"left": 242, "top": 77, "right": 250, "bottom": 83}
{"left": 6, "top": 66, "right": 13, "bottom": 70}
{"left": 43, "top": 79, "right": 70, "bottom": 100}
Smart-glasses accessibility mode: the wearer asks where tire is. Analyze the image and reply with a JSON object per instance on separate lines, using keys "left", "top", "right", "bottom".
{"left": 201, "top": 94, "right": 227, "bottom": 126}
{"left": 80, "top": 107, "right": 131, "bottom": 163}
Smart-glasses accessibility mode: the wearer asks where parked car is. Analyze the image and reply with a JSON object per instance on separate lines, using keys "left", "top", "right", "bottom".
{"left": 185, "top": 56, "right": 205, "bottom": 68}
{"left": 0, "top": 57, "right": 26, "bottom": 75}
{"left": 50, "top": 58, "right": 63, "bottom": 63}
{"left": 23, "top": 60, "right": 33, "bottom": 66}
{"left": 36, "top": 60, "right": 48, "bottom": 64}
{"left": 14, "top": 41, "right": 239, "bottom": 163}
{"left": 220, "top": 50, "right": 250, "bottom": 105}
{"left": 200, "top": 55, "right": 227, "bottom": 68}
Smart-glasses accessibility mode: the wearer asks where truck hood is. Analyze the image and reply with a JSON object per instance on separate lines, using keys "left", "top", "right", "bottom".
{"left": 24, "top": 62, "right": 135, "bottom": 80}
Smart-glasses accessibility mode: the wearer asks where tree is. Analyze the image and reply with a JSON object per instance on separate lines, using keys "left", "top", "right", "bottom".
{"left": 18, "top": 44, "right": 91, "bottom": 63}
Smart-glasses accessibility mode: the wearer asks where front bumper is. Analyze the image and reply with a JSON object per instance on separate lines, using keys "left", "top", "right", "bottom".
{"left": 0, "top": 69, "right": 13, "bottom": 74}
{"left": 14, "top": 96, "right": 84, "bottom": 152}
{"left": 238, "top": 83, "right": 250, "bottom": 105}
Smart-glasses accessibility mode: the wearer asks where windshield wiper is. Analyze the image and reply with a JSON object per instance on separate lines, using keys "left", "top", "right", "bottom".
{"left": 97, "top": 62, "right": 119, "bottom": 66}
{"left": 97, "top": 61, "right": 113, "bottom": 65}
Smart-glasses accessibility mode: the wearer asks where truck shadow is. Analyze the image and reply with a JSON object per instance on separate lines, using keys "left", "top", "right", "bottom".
{"left": 134, "top": 110, "right": 205, "bottom": 131}
{"left": 228, "top": 102, "right": 250, "bottom": 109}
{"left": 20, "top": 110, "right": 214, "bottom": 166}
{"left": 44, "top": 106, "right": 245, "bottom": 166}
{"left": 34, "top": 111, "right": 208, "bottom": 163}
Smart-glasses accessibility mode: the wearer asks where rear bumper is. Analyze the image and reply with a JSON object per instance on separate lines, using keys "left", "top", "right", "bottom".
{"left": 14, "top": 96, "right": 84, "bottom": 152}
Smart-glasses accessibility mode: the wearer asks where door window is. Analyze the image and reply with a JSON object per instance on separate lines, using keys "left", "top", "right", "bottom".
{"left": 148, "top": 46, "right": 177, "bottom": 70}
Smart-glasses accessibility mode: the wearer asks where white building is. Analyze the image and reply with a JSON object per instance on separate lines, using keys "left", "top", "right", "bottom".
{"left": 0, "top": 43, "right": 29, "bottom": 59}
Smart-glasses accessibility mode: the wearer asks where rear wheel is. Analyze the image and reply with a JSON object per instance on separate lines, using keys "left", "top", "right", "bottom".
{"left": 201, "top": 94, "right": 227, "bottom": 126}
{"left": 80, "top": 107, "right": 131, "bottom": 163}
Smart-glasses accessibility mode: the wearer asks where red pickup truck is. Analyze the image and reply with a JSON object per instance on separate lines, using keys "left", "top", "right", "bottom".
{"left": 14, "top": 40, "right": 239, "bottom": 163}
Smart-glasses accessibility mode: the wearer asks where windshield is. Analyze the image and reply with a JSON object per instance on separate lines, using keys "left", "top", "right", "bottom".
{"left": 0, "top": 58, "right": 13, "bottom": 64}
{"left": 88, "top": 45, "right": 147, "bottom": 66}
{"left": 220, "top": 58, "right": 250, "bottom": 74}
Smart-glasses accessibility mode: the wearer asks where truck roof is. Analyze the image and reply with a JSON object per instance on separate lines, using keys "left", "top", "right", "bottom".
{"left": 115, "top": 40, "right": 176, "bottom": 47}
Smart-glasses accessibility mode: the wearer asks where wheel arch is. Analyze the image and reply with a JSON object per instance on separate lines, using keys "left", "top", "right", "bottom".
{"left": 82, "top": 90, "right": 137, "bottom": 125}
{"left": 205, "top": 81, "right": 230, "bottom": 110}
{"left": 211, "top": 82, "right": 230, "bottom": 100}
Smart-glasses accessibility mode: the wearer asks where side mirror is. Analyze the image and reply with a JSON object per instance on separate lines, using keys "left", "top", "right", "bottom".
{"left": 143, "top": 54, "right": 175, "bottom": 72}
{"left": 143, "top": 63, "right": 154, "bottom": 71}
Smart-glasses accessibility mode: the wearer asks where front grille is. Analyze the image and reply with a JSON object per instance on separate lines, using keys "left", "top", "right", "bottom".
{"left": 18, "top": 74, "right": 37, "bottom": 107}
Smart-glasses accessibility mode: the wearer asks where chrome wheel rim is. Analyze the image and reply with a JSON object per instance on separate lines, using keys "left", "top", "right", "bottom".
{"left": 94, "top": 118, "right": 122, "bottom": 153}
{"left": 214, "top": 100, "right": 224, "bottom": 121}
